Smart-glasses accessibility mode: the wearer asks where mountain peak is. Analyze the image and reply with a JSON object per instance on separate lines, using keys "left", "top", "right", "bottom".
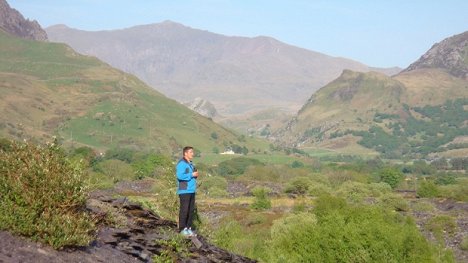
{"left": 0, "top": 0, "right": 47, "bottom": 41}
{"left": 402, "top": 31, "right": 468, "bottom": 79}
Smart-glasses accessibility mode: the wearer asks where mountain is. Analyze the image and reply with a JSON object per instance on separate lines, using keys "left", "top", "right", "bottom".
{"left": 0, "top": 0, "right": 47, "bottom": 41}
{"left": 183, "top": 97, "right": 218, "bottom": 119}
{"left": 0, "top": 30, "right": 259, "bottom": 154}
{"left": 401, "top": 31, "right": 467, "bottom": 79}
{"left": 276, "top": 31, "right": 468, "bottom": 158}
{"left": 45, "top": 21, "right": 399, "bottom": 117}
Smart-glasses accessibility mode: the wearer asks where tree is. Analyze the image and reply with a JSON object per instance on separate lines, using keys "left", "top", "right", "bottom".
{"left": 379, "top": 167, "right": 404, "bottom": 189}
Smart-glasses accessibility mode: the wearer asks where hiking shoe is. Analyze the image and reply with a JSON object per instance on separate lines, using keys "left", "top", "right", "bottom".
{"left": 187, "top": 228, "right": 196, "bottom": 237}
{"left": 180, "top": 228, "right": 191, "bottom": 237}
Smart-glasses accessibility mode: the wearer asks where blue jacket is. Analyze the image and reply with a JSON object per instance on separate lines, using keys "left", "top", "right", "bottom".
{"left": 176, "top": 158, "right": 197, "bottom": 194}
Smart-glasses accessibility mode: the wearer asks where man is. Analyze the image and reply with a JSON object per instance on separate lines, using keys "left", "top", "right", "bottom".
{"left": 176, "top": 146, "right": 199, "bottom": 237}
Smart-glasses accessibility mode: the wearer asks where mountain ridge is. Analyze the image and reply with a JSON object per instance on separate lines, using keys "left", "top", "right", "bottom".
{"left": 275, "top": 31, "right": 468, "bottom": 158}
{"left": 45, "top": 22, "right": 401, "bottom": 117}
{"left": 0, "top": 0, "right": 47, "bottom": 41}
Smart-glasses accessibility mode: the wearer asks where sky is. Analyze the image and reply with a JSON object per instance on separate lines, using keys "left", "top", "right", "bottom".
{"left": 7, "top": 0, "right": 468, "bottom": 68}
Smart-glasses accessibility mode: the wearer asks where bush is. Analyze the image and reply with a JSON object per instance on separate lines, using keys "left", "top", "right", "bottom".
{"left": 266, "top": 195, "right": 443, "bottom": 262}
{"left": 437, "top": 178, "right": 468, "bottom": 201}
{"left": 217, "top": 157, "right": 264, "bottom": 176}
{"left": 284, "top": 176, "right": 312, "bottom": 195}
{"left": 417, "top": 180, "right": 439, "bottom": 198}
{"left": 0, "top": 140, "right": 95, "bottom": 249}
{"left": 410, "top": 200, "right": 436, "bottom": 212}
{"left": 378, "top": 167, "right": 404, "bottom": 189}
{"left": 241, "top": 165, "right": 280, "bottom": 182}
{"left": 96, "top": 159, "right": 137, "bottom": 183}
{"left": 199, "top": 176, "right": 228, "bottom": 197}
{"left": 378, "top": 193, "right": 409, "bottom": 212}
{"left": 461, "top": 236, "right": 468, "bottom": 251}
{"left": 335, "top": 181, "right": 371, "bottom": 203}
{"left": 308, "top": 182, "right": 332, "bottom": 197}
{"left": 250, "top": 187, "right": 271, "bottom": 210}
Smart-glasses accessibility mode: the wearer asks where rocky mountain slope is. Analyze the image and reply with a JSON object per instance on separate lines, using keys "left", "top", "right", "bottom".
{"left": 46, "top": 22, "right": 400, "bottom": 116}
{"left": 402, "top": 31, "right": 468, "bottom": 79}
{"left": 183, "top": 97, "right": 218, "bottom": 119}
{"left": 0, "top": 0, "right": 47, "bottom": 41}
{"left": 275, "top": 31, "right": 468, "bottom": 158}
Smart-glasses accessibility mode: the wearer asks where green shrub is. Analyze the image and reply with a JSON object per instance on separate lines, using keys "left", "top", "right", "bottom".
{"left": 367, "top": 182, "right": 392, "bottom": 197}
{"left": 149, "top": 164, "right": 177, "bottom": 220}
{"left": 378, "top": 167, "right": 404, "bottom": 189}
{"left": 461, "top": 236, "right": 468, "bottom": 251}
{"left": 266, "top": 195, "right": 443, "bottom": 262}
{"left": 378, "top": 193, "right": 410, "bottom": 212}
{"left": 410, "top": 201, "right": 435, "bottom": 212}
{"left": 335, "top": 181, "right": 371, "bottom": 203}
{"left": 284, "top": 176, "right": 312, "bottom": 195}
{"left": 0, "top": 140, "right": 95, "bottom": 249}
{"left": 199, "top": 175, "right": 228, "bottom": 197}
{"left": 417, "top": 180, "right": 439, "bottom": 198}
{"left": 241, "top": 165, "right": 281, "bottom": 182}
{"left": 96, "top": 159, "right": 137, "bottom": 183}
{"left": 132, "top": 153, "right": 172, "bottom": 178}
{"left": 217, "top": 157, "right": 264, "bottom": 176}
{"left": 250, "top": 187, "right": 271, "bottom": 210}
{"left": 85, "top": 170, "right": 115, "bottom": 190}
{"left": 308, "top": 182, "right": 332, "bottom": 196}
{"left": 212, "top": 220, "right": 242, "bottom": 250}
{"left": 437, "top": 178, "right": 468, "bottom": 201}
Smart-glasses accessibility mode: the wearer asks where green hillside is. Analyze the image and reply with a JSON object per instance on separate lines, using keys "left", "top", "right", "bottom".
{"left": 277, "top": 68, "right": 468, "bottom": 158}
{"left": 0, "top": 31, "right": 265, "bottom": 154}
{"left": 276, "top": 31, "right": 468, "bottom": 159}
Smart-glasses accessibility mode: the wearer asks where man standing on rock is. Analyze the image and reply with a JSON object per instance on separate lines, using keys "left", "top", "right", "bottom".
{"left": 176, "top": 146, "right": 198, "bottom": 237}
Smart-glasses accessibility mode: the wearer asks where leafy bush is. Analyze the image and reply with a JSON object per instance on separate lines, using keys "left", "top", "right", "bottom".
{"left": 284, "top": 176, "right": 312, "bottom": 195}
{"left": 0, "top": 140, "right": 95, "bottom": 249}
{"left": 104, "top": 147, "right": 136, "bottom": 163}
{"left": 217, "top": 157, "right": 264, "bottom": 176}
{"left": 96, "top": 159, "right": 137, "bottom": 183}
{"left": 335, "top": 181, "right": 371, "bottom": 203}
{"left": 241, "top": 165, "right": 281, "bottom": 182}
{"left": 132, "top": 153, "right": 172, "bottom": 178}
{"left": 437, "top": 178, "right": 468, "bottom": 201}
{"left": 266, "top": 195, "right": 443, "bottom": 262}
{"left": 250, "top": 187, "right": 271, "bottom": 210}
{"left": 461, "top": 236, "right": 468, "bottom": 251}
{"left": 410, "top": 201, "right": 435, "bottom": 212}
{"left": 198, "top": 175, "right": 228, "bottom": 197}
{"left": 417, "top": 180, "right": 439, "bottom": 198}
{"left": 378, "top": 193, "right": 409, "bottom": 212}
{"left": 378, "top": 167, "right": 404, "bottom": 189}
{"left": 308, "top": 182, "right": 332, "bottom": 197}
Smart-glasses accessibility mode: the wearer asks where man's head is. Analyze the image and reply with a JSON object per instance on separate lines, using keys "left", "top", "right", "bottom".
{"left": 183, "top": 146, "right": 194, "bottom": 161}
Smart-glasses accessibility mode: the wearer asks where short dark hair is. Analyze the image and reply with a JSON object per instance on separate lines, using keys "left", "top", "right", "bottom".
{"left": 183, "top": 146, "right": 193, "bottom": 155}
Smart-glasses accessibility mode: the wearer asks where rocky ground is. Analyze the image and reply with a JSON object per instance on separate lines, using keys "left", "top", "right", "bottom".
{"left": 410, "top": 198, "right": 468, "bottom": 263}
{"left": 0, "top": 190, "right": 256, "bottom": 263}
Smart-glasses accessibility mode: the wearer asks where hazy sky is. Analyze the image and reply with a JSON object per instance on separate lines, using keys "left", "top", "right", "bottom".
{"left": 8, "top": 0, "right": 468, "bottom": 68}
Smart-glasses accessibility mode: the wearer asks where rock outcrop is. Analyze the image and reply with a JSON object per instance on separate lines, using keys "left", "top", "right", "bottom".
{"left": 184, "top": 97, "right": 218, "bottom": 119}
{"left": 402, "top": 31, "right": 468, "bottom": 79}
{"left": 0, "top": 0, "right": 47, "bottom": 41}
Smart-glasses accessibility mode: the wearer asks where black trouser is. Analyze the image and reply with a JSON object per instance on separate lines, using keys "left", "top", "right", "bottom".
{"left": 179, "top": 193, "right": 196, "bottom": 231}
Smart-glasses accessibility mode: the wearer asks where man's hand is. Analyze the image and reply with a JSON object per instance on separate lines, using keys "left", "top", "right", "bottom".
{"left": 193, "top": 171, "right": 199, "bottom": 178}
